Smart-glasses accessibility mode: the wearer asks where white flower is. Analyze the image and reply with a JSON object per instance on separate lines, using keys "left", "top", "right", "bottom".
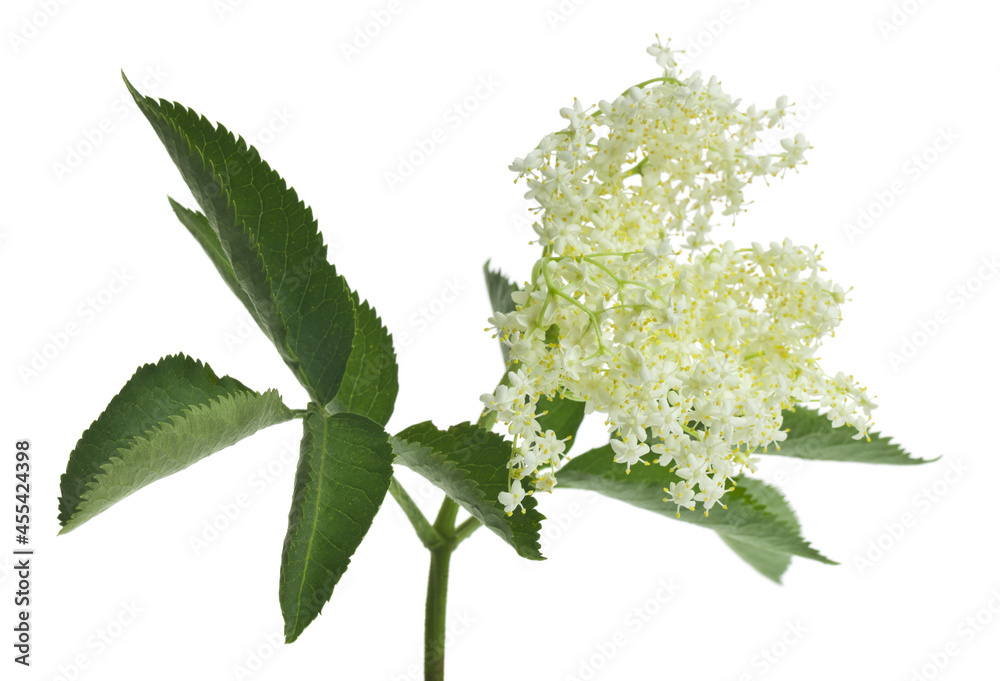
{"left": 665, "top": 481, "right": 696, "bottom": 515}
{"left": 777, "top": 133, "right": 810, "bottom": 169}
{"left": 485, "top": 41, "right": 876, "bottom": 515}
{"left": 498, "top": 480, "right": 526, "bottom": 516}
{"left": 534, "top": 429, "right": 568, "bottom": 464}
{"left": 610, "top": 436, "right": 651, "bottom": 472}
{"left": 534, "top": 473, "right": 557, "bottom": 494}
{"left": 694, "top": 479, "right": 729, "bottom": 515}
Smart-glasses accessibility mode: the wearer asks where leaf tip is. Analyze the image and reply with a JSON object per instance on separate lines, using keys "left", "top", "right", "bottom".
{"left": 121, "top": 70, "right": 142, "bottom": 101}
{"left": 57, "top": 514, "right": 81, "bottom": 536}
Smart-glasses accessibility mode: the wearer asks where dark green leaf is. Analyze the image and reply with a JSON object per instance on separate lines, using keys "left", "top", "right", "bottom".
{"left": 392, "top": 422, "right": 544, "bottom": 560}
{"left": 484, "top": 260, "right": 518, "bottom": 316}
{"left": 535, "top": 394, "right": 586, "bottom": 454}
{"left": 58, "top": 354, "right": 293, "bottom": 534}
{"left": 769, "top": 407, "right": 931, "bottom": 465}
{"left": 168, "top": 197, "right": 257, "bottom": 316}
{"left": 280, "top": 408, "right": 393, "bottom": 643}
{"left": 326, "top": 292, "right": 398, "bottom": 427}
{"left": 557, "top": 444, "right": 834, "bottom": 573}
{"left": 125, "top": 75, "right": 356, "bottom": 407}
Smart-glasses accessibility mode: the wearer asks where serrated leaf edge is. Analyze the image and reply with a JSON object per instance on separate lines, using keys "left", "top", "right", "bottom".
{"left": 60, "top": 388, "right": 291, "bottom": 534}
{"left": 391, "top": 423, "right": 544, "bottom": 560}
{"left": 717, "top": 482, "right": 836, "bottom": 566}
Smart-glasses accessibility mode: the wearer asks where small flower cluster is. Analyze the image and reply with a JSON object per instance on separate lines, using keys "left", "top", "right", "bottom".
{"left": 485, "top": 41, "right": 875, "bottom": 517}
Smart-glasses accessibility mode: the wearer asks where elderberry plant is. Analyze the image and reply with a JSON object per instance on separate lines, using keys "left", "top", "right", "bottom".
{"left": 58, "top": 41, "right": 931, "bottom": 681}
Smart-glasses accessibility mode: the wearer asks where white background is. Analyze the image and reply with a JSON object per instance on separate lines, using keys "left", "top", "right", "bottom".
{"left": 2, "top": 0, "right": 999, "bottom": 679}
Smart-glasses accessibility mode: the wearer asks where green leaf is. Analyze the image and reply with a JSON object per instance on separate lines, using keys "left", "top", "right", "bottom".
{"left": 125, "top": 75, "right": 356, "bottom": 407}
{"left": 718, "top": 477, "right": 803, "bottom": 583}
{"left": 768, "top": 407, "right": 931, "bottom": 465}
{"left": 326, "top": 291, "right": 398, "bottom": 427}
{"left": 535, "top": 394, "right": 586, "bottom": 454}
{"left": 484, "top": 260, "right": 518, "bottom": 316}
{"left": 391, "top": 422, "right": 545, "bottom": 560}
{"left": 168, "top": 197, "right": 257, "bottom": 316}
{"left": 171, "top": 198, "right": 397, "bottom": 426}
{"left": 483, "top": 261, "right": 518, "bottom": 364}
{"left": 557, "top": 444, "right": 834, "bottom": 574}
{"left": 58, "top": 354, "right": 293, "bottom": 534}
{"left": 280, "top": 408, "right": 394, "bottom": 643}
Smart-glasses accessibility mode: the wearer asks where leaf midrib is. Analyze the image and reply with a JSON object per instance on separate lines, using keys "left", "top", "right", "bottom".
{"left": 293, "top": 416, "right": 327, "bottom": 636}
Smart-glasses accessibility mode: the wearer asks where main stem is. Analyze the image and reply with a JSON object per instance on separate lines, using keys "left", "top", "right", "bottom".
{"left": 425, "top": 496, "right": 460, "bottom": 681}
{"left": 418, "top": 388, "right": 497, "bottom": 680}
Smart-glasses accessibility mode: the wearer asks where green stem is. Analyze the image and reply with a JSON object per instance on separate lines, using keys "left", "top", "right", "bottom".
{"left": 453, "top": 516, "right": 482, "bottom": 548}
{"left": 425, "top": 497, "right": 460, "bottom": 681}
{"left": 620, "top": 75, "right": 683, "bottom": 97}
{"left": 433, "top": 496, "right": 460, "bottom": 536}
{"left": 425, "top": 546, "right": 452, "bottom": 681}
{"left": 389, "top": 478, "right": 444, "bottom": 550}
{"left": 421, "top": 368, "right": 506, "bottom": 679}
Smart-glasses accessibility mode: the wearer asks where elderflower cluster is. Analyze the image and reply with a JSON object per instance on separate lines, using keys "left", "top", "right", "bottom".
{"left": 484, "top": 40, "right": 876, "bottom": 517}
